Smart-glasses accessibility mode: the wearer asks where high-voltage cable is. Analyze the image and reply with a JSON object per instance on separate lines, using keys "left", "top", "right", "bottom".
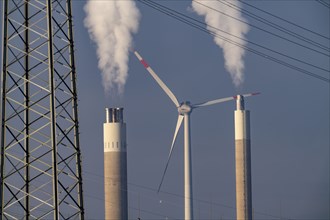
{"left": 239, "top": 0, "right": 330, "bottom": 40}
{"left": 194, "top": 0, "right": 330, "bottom": 57}
{"left": 83, "top": 170, "right": 293, "bottom": 219}
{"left": 316, "top": 0, "right": 330, "bottom": 9}
{"left": 218, "top": 0, "right": 330, "bottom": 52}
{"left": 139, "top": 0, "right": 329, "bottom": 70}
{"left": 138, "top": 0, "right": 330, "bottom": 83}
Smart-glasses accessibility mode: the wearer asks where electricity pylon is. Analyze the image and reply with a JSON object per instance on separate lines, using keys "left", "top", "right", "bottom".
{"left": 0, "top": 0, "right": 84, "bottom": 219}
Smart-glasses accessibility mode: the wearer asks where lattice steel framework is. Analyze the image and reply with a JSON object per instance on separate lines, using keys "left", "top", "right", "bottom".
{"left": 0, "top": 0, "right": 84, "bottom": 219}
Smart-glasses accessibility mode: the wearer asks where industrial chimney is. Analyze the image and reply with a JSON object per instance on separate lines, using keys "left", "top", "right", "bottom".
{"left": 104, "top": 108, "right": 128, "bottom": 219}
{"left": 234, "top": 95, "right": 252, "bottom": 220}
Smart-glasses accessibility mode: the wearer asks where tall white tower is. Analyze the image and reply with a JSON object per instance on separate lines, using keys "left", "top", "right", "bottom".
{"left": 103, "top": 108, "right": 128, "bottom": 220}
{"left": 234, "top": 95, "right": 252, "bottom": 220}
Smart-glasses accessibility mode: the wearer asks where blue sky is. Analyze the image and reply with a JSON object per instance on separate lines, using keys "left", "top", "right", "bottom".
{"left": 76, "top": 1, "right": 329, "bottom": 219}
{"left": 2, "top": 0, "right": 329, "bottom": 219}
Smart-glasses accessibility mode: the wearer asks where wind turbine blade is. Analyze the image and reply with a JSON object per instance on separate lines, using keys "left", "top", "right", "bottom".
{"left": 192, "top": 96, "right": 235, "bottom": 108}
{"left": 241, "top": 92, "right": 261, "bottom": 98}
{"left": 192, "top": 92, "right": 260, "bottom": 108}
{"left": 134, "top": 51, "right": 180, "bottom": 107}
{"left": 158, "top": 114, "right": 184, "bottom": 193}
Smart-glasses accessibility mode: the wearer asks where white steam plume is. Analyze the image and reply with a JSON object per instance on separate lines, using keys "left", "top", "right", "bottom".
{"left": 192, "top": 0, "right": 249, "bottom": 87}
{"left": 84, "top": 0, "right": 140, "bottom": 94}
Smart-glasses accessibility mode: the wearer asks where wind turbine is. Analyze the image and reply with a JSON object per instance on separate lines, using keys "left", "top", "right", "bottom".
{"left": 134, "top": 50, "right": 258, "bottom": 220}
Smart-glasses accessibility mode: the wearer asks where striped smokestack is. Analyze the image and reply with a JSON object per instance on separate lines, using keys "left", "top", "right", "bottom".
{"left": 104, "top": 108, "right": 128, "bottom": 219}
{"left": 235, "top": 95, "right": 252, "bottom": 220}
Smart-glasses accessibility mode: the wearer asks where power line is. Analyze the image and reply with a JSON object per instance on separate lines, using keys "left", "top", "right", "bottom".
{"left": 194, "top": 1, "right": 329, "bottom": 57}
{"left": 316, "top": 0, "right": 330, "bottom": 9}
{"left": 138, "top": 0, "right": 330, "bottom": 83}
{"left": 239, "top": 0, "right": 330, "bottom": 40}
{"left": 84, "top": 193, "right": 174, "bottom": 219}
{"left": 83, "top": 170, "right": 233, "bottom": 211}
{"left": 218, "top": 0, "right": 330, "bottom": 52}
{"left": 83, "top": 170, "right": 292, "bottom": 219}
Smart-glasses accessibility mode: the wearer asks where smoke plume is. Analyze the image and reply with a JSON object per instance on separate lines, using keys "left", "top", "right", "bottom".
{"left": 192, "top": 0, "right": 249, "bottom": 87}
{"left": 84, "top": 0, "right": 140, "bottom": 94}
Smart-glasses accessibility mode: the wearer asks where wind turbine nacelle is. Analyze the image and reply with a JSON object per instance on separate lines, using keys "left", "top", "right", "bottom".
{"left": 178, "top": 102, "right": 192, "bottom": 115}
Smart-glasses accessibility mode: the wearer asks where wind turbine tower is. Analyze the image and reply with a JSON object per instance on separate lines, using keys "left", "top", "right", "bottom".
{"left": 103, "top": 108, "right": 128, "bottom": 220}
{"left": 235, "top": 95, "right": 253, "bottom": 220}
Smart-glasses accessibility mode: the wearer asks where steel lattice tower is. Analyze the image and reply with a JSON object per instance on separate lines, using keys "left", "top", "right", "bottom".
{"left": 0, "top": 0, "right": 84, "bottom": 219}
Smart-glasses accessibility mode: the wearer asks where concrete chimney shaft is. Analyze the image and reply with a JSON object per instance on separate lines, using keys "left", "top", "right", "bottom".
{"left": 235, "top": 96, "right": 252, "bottom": 220}
{"left": 104, "top": 108, "right": 128, "bottom": 220}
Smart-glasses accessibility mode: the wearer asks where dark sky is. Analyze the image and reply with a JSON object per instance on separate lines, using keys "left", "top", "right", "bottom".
{"left": 3, "top": 1, "right": 328, "bottom": 219}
